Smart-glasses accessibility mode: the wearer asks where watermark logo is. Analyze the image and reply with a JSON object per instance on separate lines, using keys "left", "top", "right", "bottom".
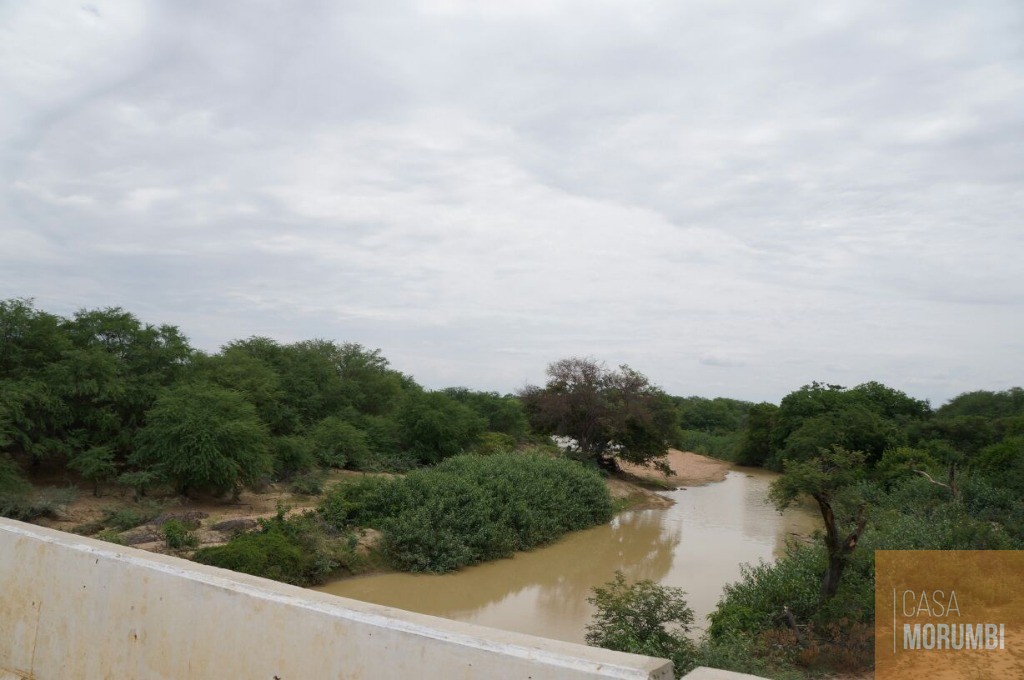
{"left": 875, "top": 550, "right": 1024, "bottom": 678}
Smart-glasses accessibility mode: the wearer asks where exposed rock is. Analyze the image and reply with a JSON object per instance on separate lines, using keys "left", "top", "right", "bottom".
{"left": 121, "top": 527, "right": 161, "bottom": 545}
{"left": 210, "top": 517, "right": 258, "bottom": 534}
{"left": 152, "top": 511, "right": 209, "bottom": 529}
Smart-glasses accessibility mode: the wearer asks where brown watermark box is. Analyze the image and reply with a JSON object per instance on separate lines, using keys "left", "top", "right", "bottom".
{"left": 875, "top": 550, "right": 1024, "bottom": 679}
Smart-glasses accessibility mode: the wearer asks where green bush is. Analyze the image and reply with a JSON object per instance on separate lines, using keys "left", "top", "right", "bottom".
{"left": 0, "top": 486, "right": 77, "bottom": 521}
{"left": 585, "top": 571, "right": 697, "bottom": 675}
{"left": 271, "top": 435, "right": 317, "bottom": 480}
{"left": 310, "top": 416, "right": 371, "bottom": 469}
{"left": 707, "top": 542, "right": 827, "bottom": 640}
{"left": 162, "top": 519, "right": 198, "bottom": 550}
{"left": 95, "top": 529, "right": 126, "bottom": 545}
{"left": 290, "top": 470, "right": 326, "bottom": 496}
{"left": 471, "top": 431, "right": 517, "bottom": 456}
{"left": 694, "top": 634, "right": 804, "bottom": 680}
{"left": 102, "top": 502, "right": 161, "bottom": 531}
{"left": 193, "top": 511, "right": 358, "bottom": 586}
{"left": 319, "top": 475, "right": 410, "bottom": 529}
{"left": 675, "top": 429, "right": 742, "bottom": 462}
{"left": 319, "top": 453, "right": 612, "bottom": 573}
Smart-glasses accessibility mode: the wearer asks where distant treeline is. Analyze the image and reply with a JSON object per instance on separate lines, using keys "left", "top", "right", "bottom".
{"left": 3, "top": 298, "right": 1021, "bottom": 520}
{"left": 0, "top": 298, "right": 533, "bottom": 512}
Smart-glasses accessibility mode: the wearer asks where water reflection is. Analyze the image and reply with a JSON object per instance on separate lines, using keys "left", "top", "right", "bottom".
{"left": 315, "top": 469, "right": 817, "bottom": 643}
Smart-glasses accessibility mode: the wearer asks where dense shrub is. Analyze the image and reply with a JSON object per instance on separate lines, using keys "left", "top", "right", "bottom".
{"left": 318, "top": 475, "right": 410, "bottom": 528}
{"left": 585, "top": 571, "right": 697, "bottom": 675}
{"left": 319, "top": 453, "right": 612, "bottom": 573}
{"left": 694, "top": 634, "right": 804, "bottom": 680}
{"left": 290, "top": 470, "right": 326, "bottom": 496}
{"left": 675, "top": 430, "right": 742, "bottom": 462}
{"left": 270, "top": 435, "right": 317, "bottom": 480}
{"left": 0, "top": 486, "right": 77, "bottom": 521}
{"left": 102, "top": 503, "right": 161, "bottom": 531}
{"left": 396, "top": 391, "right": 486, "bottom": 464}
{"left": 162, "top": 519, "right": 198, "bottom": 550}
{"left": 471, "top": 431, "right": 517, "bottom": 456}
{"left": 708, "top": 542, "right": 826, "bottom": 640}
{"left": 310, "top": 416, "right": 371, "bottom": 469}
{"left": 193, "top": 511, "right": 358, "bottom": 586}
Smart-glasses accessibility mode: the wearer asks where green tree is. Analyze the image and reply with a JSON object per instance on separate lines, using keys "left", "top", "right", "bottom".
{"left": 912, "top": 415, "right": 997, "bottom": 500}
{"left": 133, "top": 383, "right": 270, "bottom": 496}
{"left": 68, "top": 445, "right": 117, "bottom": 496}
{"left": 193, "top": 349, "right": 297, "bottom": 435}
{"left": 781, "top": 405, "right": 897, "bottom": 465}
{"left": 520, "top": 358, "right": 677, "bottom": 469}
{"left": 61, "top": 307, "right": 192, "bottom": 461}
{"left": 586, "top": 571, "right": 696, "bottom": 673}
{"left": 441, "top": 388, "right": 531, "bottom": 440}
{"left": 735, "top": 402, "right": 778, "bottom": 467}
{"left": 936, "top": 388, "right": 1024, "bottom": 420}
{"left": 770, "top": 446, "right": 868, "bottom": 600}
{"left": 0, "top": 299, "right": 73, "bottom": 467}
{"left": 0, "top": 298, "right": 70, "bottom": 378}
{"left": 396, "top": 390, "right": 486, "bottom": 465}
{"left": 310, "top": 416, "right": 370, "bottom": 469}
{"left": 675, "top": 396, "right": 752, "bottom": 434}
{"left": 334, "top": 343, "right": 410, "bottom": 418}
{"left": 270, "top": 435, "right": 317, "bottom": 481}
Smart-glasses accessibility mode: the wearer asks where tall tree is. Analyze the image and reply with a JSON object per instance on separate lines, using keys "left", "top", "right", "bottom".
{"left": 62, "top": 307, "right": 192, "bottom": 459}
{"left": 133, "top": 382, "right": 270, "bottom": 497}
{"left": 770, "top": 446, "right": 868, "bottom": 600}
{"left": 396, "top": 390, "right": 486, "bottom": 464}
{"left": 520, "top": 358, "right": 676, "bottom": 469}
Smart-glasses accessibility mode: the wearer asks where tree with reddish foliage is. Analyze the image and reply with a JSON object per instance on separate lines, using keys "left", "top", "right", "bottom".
{"left": 519, "top": 357, "right": 677, "bottom": 470}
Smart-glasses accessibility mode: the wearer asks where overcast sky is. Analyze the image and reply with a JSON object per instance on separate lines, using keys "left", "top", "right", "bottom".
{"left": 2, "top": 1, "right": 1021, "bottom": 405}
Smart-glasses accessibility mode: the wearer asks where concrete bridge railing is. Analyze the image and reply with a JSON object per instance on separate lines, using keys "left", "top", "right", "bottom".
{"left": 0, "top": 518, "right": 763, "bottom": 680}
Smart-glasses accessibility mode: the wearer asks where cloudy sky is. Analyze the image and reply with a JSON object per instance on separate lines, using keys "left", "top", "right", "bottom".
{"left": 2, "top": 1, "right": 1021, "bottom": 405}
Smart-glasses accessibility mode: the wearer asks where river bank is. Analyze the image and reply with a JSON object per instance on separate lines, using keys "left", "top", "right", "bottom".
{"left": 23, "top": 451, "right": 731, "bottom": 556}
{"left": 315, "top": 461, "right": 817, "bottom": 644}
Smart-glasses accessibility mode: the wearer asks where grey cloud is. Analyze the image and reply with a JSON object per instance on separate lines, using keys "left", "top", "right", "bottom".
{"left": 1, "top": 0, "right": 1022, "bottom": 405}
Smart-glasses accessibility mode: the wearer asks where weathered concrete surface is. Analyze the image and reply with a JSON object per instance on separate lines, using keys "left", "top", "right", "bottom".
{"left": 0, "top": 519, "right": 673, "bottom": 680}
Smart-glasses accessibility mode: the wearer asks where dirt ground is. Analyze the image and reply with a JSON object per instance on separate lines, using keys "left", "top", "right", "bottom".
{"left": 30, "top": 470, "right": 372, "bottom": 554}
{"left": 618, "top": 448, "right": 732, "bottom": 487}
{"left": 27, "top": 451, "right": 726, "bottom": 554}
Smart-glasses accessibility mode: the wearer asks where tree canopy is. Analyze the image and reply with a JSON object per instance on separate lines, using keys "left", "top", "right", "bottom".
{"left": 132, "top": 382, "right": 271, "bottom": 496}
{"left": 519, "top": 357, "right": 677, "bottom": 468}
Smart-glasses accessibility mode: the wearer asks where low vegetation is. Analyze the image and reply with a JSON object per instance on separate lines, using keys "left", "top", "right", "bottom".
{"left": 193, "top": 510, "right": 362, "bottom": 586}
{"left": 587, "top": 383, "right": 1024, "bottom": 678}
{"left": 5, "top": 298, "right": 1022, "bottom": 679}
{"left": 586, "top": 571, "right": 696, "bottom": 673}
{"left": 319, "top": 452, "right": 613, "bottom": 573}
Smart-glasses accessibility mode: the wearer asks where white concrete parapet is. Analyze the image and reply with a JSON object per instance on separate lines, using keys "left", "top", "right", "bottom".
{"left": 1, "top": 518, "right": 673, "bottom": 680}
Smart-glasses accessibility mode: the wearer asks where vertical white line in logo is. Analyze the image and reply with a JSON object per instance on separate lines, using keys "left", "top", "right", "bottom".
{"left": 893, "top": 587, "right": 897, "bottom": 654}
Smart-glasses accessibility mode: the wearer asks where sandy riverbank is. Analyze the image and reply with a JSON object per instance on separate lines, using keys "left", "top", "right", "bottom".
{"left": 619, "top": 448, "right": 732, "bottom": 487}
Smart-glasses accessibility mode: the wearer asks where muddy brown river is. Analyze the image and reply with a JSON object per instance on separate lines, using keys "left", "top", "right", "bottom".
{"left": 315, "top": 468, "right": 818, "bottom": 643}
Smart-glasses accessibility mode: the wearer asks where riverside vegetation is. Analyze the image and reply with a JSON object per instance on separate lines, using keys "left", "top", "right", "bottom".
{"left": 3, "top": 299, "right": 1022, "bottom": 678}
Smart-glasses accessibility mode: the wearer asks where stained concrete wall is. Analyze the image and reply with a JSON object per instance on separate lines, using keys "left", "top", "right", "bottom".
{"left": 1, "top": 519, "right": 674, "bottom": 680}
{"left": 0, "top": 519, "right": 765, "bottom": 680}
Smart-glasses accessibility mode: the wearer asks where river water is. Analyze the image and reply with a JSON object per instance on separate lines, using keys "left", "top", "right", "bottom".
{"left": 315, "top": 467, "right": 818, "bottom": 643}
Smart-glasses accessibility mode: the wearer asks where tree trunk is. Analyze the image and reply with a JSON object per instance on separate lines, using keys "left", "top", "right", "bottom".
{"left": 821, "top": 554, "right": 846, "bottom": 599}
{"left": 813, "top": 493, "right": 867, "bottom": 601}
